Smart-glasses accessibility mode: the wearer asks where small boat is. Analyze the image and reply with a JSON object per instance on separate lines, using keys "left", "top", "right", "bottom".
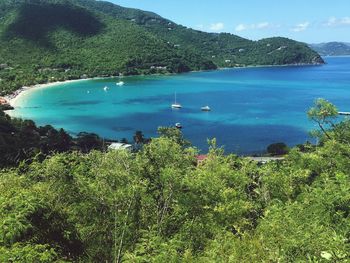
{"left": 201, "top": 105, "right": 211, "bottom": 111}
{"left": 175, "top": 122, "right": 182, "bottom": 129}
{"left": 172, "top": 103, "right": 182, "bottom": 109}
{"left": 171, "top": 92, "right": 182, "bottom": 108}
{"left": 116, "top": 81, "right": 125, "bottom": 86}
{"left": 103, "top": 86, "right": 109, "bottom": 91}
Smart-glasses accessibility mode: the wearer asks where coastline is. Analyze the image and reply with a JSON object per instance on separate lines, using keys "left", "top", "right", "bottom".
{"left": 2, "top": 57, "right": 344, "bottom": 154}
{"left": 4, "top": 62, "right": 324, "bottom": 108}
{"left": 221, "top": 62, "right": 324, "bottom": 70}
{"left": 4, "top": 77, "right": 104, "bottom": 107}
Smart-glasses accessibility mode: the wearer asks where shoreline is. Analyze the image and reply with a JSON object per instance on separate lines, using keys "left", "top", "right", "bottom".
{"left": 220, "top": 62, "right": 324, "bottom": 70}
{"left": 4, "top": 77, "right": 106, "bottom": 107}
{"left": 4, "top": 62, "right": 324, "bottom": 108}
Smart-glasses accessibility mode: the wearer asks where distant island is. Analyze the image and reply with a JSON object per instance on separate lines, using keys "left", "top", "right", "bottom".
{"left": 0, "top": 0, "right": 323, "bottom": 95}
{"left": 309, "top": 42, "right": 350, "bottom": 56}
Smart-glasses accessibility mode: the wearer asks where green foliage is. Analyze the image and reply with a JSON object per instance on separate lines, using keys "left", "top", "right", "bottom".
{"left": 76, "top": 132, "right": 103, "bottom": 153}
{"left": 157, "top": 126, "right": 190, "bottom": 147}
{"left": 0, "top": 244, "right": 61, "bottom": 263}
{"left": 0, "top": 109, "right": 106, "bottom": 167}
{"left": 267, "top": 142, "right": 289, "bottom": 155}
{"left": 310, "top": 42, "right": 350, "bottom": 56}
{"left": 0, "top": 0, "right": 323, "bottom": 95}
{"left": 2, "top": 128, "right": 349, "bottom": 261}
{"left": 308, "top": 98, "right": 339, "bottom": 140}
{"left": 0, "top": 172, "right": 82, "bottom": 261}
{"left": 2, "top": 97, "right": 350, "bottom": 261}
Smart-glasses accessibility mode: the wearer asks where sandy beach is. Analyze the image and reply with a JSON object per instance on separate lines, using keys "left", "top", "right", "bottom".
{"left": 4, "top": 78, "right": 101, "bottom": 107}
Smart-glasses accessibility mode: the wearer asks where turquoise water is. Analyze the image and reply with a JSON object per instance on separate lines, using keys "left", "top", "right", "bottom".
{"left": 9, "top": 57, "right": 350, "bottom": 154}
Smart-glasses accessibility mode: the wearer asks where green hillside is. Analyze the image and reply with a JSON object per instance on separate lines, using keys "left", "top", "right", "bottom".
{"left": 310, "top": 42, "right": 350, "bottom": 56}
{"left": 0, "top": 0, "right": 324, "bottom": 95}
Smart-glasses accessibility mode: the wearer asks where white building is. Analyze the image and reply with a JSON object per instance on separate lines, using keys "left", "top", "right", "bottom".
{"left": 108, "top": 143, "right": 133, "bottom": 151}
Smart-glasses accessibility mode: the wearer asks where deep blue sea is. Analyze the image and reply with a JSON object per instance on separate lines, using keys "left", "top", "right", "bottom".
{"left": 9, "top": 56, "right": 350, "bottom": 154}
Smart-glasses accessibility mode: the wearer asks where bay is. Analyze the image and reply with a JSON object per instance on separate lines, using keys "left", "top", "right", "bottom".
{"left": 9, "top": 56, "right": 350, "bottom": 154}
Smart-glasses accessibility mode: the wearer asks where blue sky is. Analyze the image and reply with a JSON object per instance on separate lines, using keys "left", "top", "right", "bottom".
{"left": 110, "top": 0, "right": 350, "bottom": 43}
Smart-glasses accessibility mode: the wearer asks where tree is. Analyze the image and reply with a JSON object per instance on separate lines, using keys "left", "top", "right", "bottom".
{"left": 267, "top": 142, "right": 289, "bottom": 156}
{"left": 308, "top": 98, "right": 338, "bottom": 139}
{"left": 0, "top": 172, "right": 83, "bottom": 261}
{"left": 76, "top": 132, "right": 103, "bottom": 152}
{"left": 133, "top": 131, "right": 145, "bottom": 144}
{"left": 157, "top": 126, "right": 190, "bottom": 147}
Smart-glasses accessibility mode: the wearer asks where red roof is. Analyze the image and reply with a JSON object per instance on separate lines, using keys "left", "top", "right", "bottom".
{"left": 0, "top": 97, "right": 8, "bottom": 105}
{"left": 196, "top": 155, "right": 208, "bottom": 161}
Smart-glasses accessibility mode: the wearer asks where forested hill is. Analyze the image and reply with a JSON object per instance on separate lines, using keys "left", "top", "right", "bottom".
{"left": 309, "top": 42, "right": 350, "bottom": 56}
{"left": 0, "top": 0, "right": 324, "bottom": 95}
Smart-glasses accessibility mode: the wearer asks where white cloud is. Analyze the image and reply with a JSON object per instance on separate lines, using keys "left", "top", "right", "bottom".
{"left": 326, "top": 17, "right": 337, "bottom": 26}
{"left": 256, "top": 22, "right": 270, "bottom": 29}
{"left": 325, "top": 17, "right": 350, "bottom": 27}
{"left": 235, "top": 24, "right": 248, "bottom": 32}
{"left": 235, "top": 22, "right": 275, "bottom": 32}
{"left": 340, "top": 17, "right": 350, "bottom": 25}
{"left": 209, "top": 22, "right": 224, "bottom": 32}
{"left": 292, "top": 22, "right": 310, "bottom": 32}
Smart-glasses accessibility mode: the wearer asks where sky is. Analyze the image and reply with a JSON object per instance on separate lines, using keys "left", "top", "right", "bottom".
{"left": 110, "top": 0, "right": 350, "bottom": 43}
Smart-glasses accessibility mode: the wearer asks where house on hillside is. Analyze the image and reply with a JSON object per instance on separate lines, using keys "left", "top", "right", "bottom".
{"left": 0, "top": 97, "right": 13, "bottom": 110}
{"left": 195, "top": 155, "right": 208, "bottom": 165}
{"left": 0, "top": 97, "right": 8, "bottom": 105}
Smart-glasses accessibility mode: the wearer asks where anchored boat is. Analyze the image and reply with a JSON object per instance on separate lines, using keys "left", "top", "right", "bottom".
{"left": 201, "top": 105, "right": 211, "bottom": 111}
{"left": 175, "top": 122, "right": 182, "bottom": 129}
{"left": 171, "top": 92, "right": 182, "bottom": 108}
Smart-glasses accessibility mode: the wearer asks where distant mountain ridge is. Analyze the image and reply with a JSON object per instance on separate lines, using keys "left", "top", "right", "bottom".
{"left": 309, "top": 42, "right": 350, "bottom": 56}
{"left": 0, "top": 0, "right": 324, "bottom": 95}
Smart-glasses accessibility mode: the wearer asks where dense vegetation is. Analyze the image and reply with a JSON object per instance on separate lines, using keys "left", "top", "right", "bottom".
{"left": 0, "top": 0, "right": 323, "bottom": 95}
{"left": 0, "top": 108, "right": 110, "bottom": 167}
{"left": 310, "top": 42, "right": 350, "bottom": 56}
{"left": 0, "top": 99, "right": 349, "bottom": 262}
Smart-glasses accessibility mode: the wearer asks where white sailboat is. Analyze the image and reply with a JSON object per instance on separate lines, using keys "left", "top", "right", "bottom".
{"left": 201, "top": 105, "right": 211, "bottom": 111}
{"left": 116, "top": 81, "right": 125, "bottom": 86}
{"left": 171, "top": 92, "right": 182, "bottom": 108}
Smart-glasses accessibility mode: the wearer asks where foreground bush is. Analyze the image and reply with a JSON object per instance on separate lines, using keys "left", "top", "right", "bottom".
{"left": 0, "top": 100, "right": 349, "bottom": 261}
